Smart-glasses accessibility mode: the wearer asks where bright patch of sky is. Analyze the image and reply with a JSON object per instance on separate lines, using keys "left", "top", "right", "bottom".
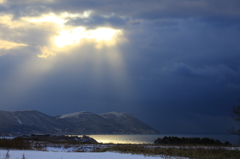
{"left": 0, "top": 40, "right": 27, "bottom": 50}
{"left": 0, "top": 11, "right": 123, "bottom": 58}
{"left": 54, "top": 27, "right": 122, "bottom": 48}
{"left": 24, "top": 12, "right": 123, "bottom": 57}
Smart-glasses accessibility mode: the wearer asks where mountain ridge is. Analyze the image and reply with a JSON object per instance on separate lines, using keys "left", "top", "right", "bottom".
{"left": 0, "top": 110, "right": 160, "bottom": 135}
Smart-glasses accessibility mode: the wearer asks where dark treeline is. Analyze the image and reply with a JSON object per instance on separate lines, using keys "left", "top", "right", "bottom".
{"left": 0, "top": 137, "right": 31, "bottom": 149}
{"left": 107, "top": 144, "right": 240, "bottom": 159}
{"left": 154, "top": 136, "right": 231, "bottom": 146}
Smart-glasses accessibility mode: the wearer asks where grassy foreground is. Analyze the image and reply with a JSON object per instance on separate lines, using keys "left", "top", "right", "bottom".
{"left": 105, "top": 144, "right": 240, "bottom": 159}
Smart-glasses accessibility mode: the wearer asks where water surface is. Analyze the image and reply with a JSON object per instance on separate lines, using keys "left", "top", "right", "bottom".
{"left": 82, "top": 134, "right": 238, "bottom": 145}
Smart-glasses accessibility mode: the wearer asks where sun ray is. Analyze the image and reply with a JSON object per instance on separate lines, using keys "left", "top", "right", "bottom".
{"left": 23, "top": 12, "right": 123, "bottom": 50}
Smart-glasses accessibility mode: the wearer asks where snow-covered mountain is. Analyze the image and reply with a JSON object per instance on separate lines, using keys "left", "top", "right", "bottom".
{"left": 0, "top": 110, "right": 67, "bottom": 133}
{"left": 100, "top": 112, "right": 159, "bottom": 134}
{"left": 0, "top": 110, "right": 159, "bottom": 134}
{"left": 57, "top": 111, "right": 120, "bottom": 134}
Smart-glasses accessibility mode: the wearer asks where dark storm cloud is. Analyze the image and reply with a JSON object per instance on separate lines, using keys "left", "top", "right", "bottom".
{"left": 153, "top": 20, "right": 179, "bottom": 27}
{"left": 4, "top": 0, "right": 239, "bottom": 21}
{"left": 162, "top": 63, "right": 240, "bottom": 80}
{"left": 116, "top": 11, "right": 240, "bottom": 132}
{"left": 67, "top": 15, "right": 127, "bottom": 28}
{"left": 50, "top": 0, "right": 240, "bottom": 22}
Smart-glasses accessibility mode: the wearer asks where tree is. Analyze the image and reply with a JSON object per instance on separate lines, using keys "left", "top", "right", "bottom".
{"left": 229, "top": 99, "right": 240, "bottom": 136}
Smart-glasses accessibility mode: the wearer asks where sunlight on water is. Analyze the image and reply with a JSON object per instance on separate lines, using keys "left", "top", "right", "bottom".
{"left": 75, "top": 134, "right": 238, "bottom": 145}
{"left": 86, "top": 135, "right": 156, "bottom": 144}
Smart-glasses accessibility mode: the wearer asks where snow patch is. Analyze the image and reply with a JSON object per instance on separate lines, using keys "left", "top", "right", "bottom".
{"left": 11, "top": 112, "right": 22, "bottom": 125}
{"left": 58, "top": 111, "right": 90, "bottom": 118}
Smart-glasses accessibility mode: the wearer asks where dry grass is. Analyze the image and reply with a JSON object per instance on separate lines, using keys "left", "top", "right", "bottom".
{"left": 106, "top": 144, "right": 240, "bottom": 159}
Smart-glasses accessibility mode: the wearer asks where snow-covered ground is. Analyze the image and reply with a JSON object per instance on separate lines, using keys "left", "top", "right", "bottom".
{"left": 1, "top": 143, "right": 239, "bottom": 159}
{"left": 1, "top": 144, "right": 239, "bottom": 159}
{"left": 0, "top": 149, "right": 177, "bottom": 159}
{"left": 43, "top": 144, "right": 240, "bottom": 152}
{"left": 1, "top": 139, "right": 238, "bottom": 159}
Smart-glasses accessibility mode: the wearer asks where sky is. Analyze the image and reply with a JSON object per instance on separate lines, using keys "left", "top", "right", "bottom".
{"left": 0, "top": 0, "right": 240, "bottom": 134}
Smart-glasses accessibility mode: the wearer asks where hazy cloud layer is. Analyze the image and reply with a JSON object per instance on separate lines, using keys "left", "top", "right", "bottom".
{"left": 0, "top": 0, "right": 240, "bottom": 135}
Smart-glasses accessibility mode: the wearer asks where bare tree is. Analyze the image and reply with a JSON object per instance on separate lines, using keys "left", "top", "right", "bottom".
{"left": 4, "top": 150, "right": 10, "bottom": 159}
{"left": 22, "top": 153, "right": 26, "bottom": 159}
{"left": 229, "top": 99, "right": 240, "bottom": 136}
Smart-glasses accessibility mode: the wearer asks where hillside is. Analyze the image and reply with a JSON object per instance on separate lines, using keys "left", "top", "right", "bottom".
{"left": 0, "top": 110, "right": 159, "bottom": 134}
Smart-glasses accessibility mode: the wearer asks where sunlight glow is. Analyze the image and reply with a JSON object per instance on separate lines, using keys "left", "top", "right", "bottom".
{"left": 54, "top": 27, "right": 86, "bottom": 47}
{"left": 24, "top": 11, "right": 92, "bottom": 26}
{"left": 54, "top": 27, "right": 122, "bottom": 48}
{"left": 23, "top": 12, "right": 122, "bottom": 49}
{"left": 22, "top": 11, "right": 123, "bottom": 58}
{"left": 0, "top": 14, "right": 27, "bottom": 28}
{"left": 60, "top": 11, "right": 92, "bottom": 18}
{"left": 87, "top": 28, "right": 122, "bottom": 42}
{"left": 37, "top": 46, "right": 56, "bottom": 58}
{"left": 26, "top": 14, "right": 67, "bottom": 25}
{"left": 0, "top": 39, "right": 28, "bottom": 50}
{"left": 0, "top": 11, "right": 130, "bottom": 107}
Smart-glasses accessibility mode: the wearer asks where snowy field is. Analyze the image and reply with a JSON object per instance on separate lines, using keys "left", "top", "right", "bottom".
{"left": 1, "top": 144, "right": 239, "bottom": 159}
{"left": 0, "top": 149, "right": 179, "bottom": 159}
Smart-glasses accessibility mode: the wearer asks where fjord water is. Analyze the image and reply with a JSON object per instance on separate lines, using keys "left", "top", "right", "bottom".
{"left": 85, "top": 134, "right": 238, "bottom": 145}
